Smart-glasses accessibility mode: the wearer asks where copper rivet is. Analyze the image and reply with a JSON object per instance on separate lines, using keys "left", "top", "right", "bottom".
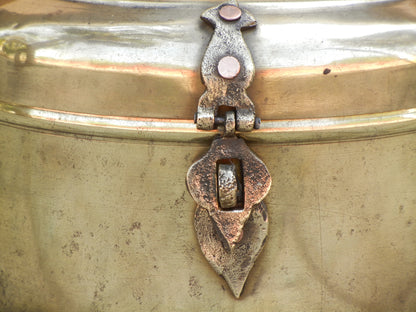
{"left": 218, "top": 56, "right": 240, "bottom": 79}
{"left": 219, "top": 5, "right": 242, "bottom": 21}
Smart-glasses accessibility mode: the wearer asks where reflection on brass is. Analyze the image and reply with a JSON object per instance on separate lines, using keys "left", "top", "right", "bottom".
{"left": 3, "top": 101, "right": 416, "bottom": 143}
{"left": 187, "top": 2, "right": 271, "bottom": 298}
{"left": 1, "top": 1, "right": 416, "bottom": 120}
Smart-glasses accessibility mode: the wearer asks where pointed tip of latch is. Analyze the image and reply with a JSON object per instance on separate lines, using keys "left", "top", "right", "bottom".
{"left": 222, "top": 268, "right": 249, "bottom": 299}
{"left": 194, "top": 204, "right": 269, "bottom": 299}
{"left": 229, "top": 281, "right": 245, "bottom": 299}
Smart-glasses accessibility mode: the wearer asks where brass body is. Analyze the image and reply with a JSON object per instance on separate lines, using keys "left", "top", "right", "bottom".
{"left": 1, "top": 0, "right": 416, "bottom": 311}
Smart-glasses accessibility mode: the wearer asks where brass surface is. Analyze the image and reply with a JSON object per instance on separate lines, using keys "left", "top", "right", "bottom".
{"left": 1, "top": 125, "right": 416, "bottom": 311}
{"left": 1, "top": 0, "right": 416, "bottom": 310}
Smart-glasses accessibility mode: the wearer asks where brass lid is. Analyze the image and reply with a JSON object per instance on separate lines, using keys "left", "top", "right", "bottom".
{"left": 1, "top": 0, "right": 416, "bottom": 142}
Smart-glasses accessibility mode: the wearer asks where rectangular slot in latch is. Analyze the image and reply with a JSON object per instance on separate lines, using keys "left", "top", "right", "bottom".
{"left": 216, "top": 158, "right": 244, "bottom": 211}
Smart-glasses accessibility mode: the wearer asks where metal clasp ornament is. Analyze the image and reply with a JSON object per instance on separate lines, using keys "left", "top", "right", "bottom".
{"left": 186, "top": 1, "right": 272, "bottom": 298}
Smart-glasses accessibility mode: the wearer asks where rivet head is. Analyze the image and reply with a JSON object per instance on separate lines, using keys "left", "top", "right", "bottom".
{"left": 218, "top": 56, "right": 240, "bottom": 79}
{"left": 219, "top": 5, "right": 242, "bottom": 21}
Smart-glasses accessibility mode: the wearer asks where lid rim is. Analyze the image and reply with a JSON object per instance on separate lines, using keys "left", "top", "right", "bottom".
{"left": 2, "top": 100, "right": 416, "bottom": 144}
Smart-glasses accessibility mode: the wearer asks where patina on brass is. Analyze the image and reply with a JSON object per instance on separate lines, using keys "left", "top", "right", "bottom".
{"left": 187, "top": 1, "right": 271, "bottom": 298}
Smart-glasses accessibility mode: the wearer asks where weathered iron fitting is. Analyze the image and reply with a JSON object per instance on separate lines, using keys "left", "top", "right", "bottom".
{"left": 186, "top": 0, "right": 271, "bottom": 299}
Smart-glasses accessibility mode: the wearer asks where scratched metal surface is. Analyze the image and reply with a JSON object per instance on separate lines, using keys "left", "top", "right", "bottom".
{"left": 0, "top": 0, "right": 416, "bottom": 311}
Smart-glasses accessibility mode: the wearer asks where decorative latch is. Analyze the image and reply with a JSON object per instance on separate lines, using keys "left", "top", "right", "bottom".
{"left": 186, "top": 1, "right": 272, "bottom": 298}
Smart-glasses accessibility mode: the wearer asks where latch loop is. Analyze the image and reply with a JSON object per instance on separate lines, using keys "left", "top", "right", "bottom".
{"left": 218, "top": 162, "right": 240, "bottom": 209}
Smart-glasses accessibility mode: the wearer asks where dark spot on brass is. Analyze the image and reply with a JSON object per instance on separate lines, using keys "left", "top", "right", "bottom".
{"left": 129, "top": 222, "right": 141, "bottom": 232}
{"left": 219, "top": 5, "right": 242, "bottom": 21}
{"left": 188, "top": 276, "right": 203, "bottom": 297}
{"left": 323, "top": 68, "right": 331, "bottom": 75}
{"left": 0, "top": 270, "right": 9, "bottom": 297}
{"left": 72, "top": 231, "right": 82, "bottom": 238}
{"left": 160, "top": 158, "right": 167, "bottom": 166}
{"left": 62, "top": 240, "right": 79, "bottom": 257}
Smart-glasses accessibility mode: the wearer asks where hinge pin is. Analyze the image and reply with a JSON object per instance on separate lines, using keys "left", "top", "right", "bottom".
{"left": 194, "top": 113, "right": 261, "bottom": 130}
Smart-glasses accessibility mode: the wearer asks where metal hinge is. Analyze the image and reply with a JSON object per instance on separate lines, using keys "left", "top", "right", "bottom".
{"left": 186, "top": 1, "right": 271, "bottom": 298}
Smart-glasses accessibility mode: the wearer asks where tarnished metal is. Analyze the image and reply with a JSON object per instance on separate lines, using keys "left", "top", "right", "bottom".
{"left": 195, "top": 0, "right": 257, "bottom": 132}
{"left": 194, "top": 202, "right": 268, "bottom": 298}
{"left": 187, "top": 1, "right": 272, "bottom": 298}
{"left": 223, "top": 110, "right": 236, "bottom": 137}
{"left": 187, "top": 136, "right": 271, "bottom": 249}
